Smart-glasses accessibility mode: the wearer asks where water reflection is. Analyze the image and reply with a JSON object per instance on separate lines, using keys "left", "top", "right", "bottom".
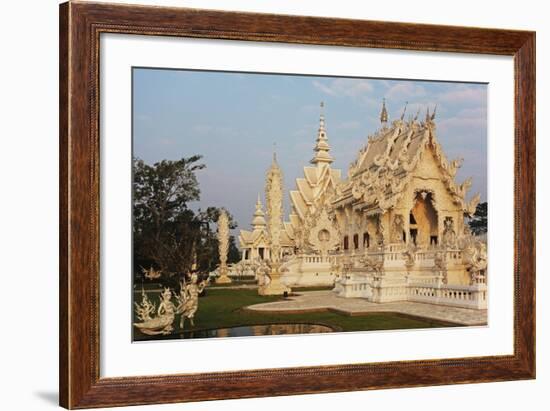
{"left": 165, "top": 323, "right": 334, "bottom": 340}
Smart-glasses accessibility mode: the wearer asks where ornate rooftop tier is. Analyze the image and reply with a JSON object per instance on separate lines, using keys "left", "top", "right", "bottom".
{"left": 239, "top": 195, "right": 270, "bottom": 261}
{"left": 287, "top": 103, "right": 342, "bottom": 256}
{"left": 310, "top": 101, "right": 334, "bottom": 166}
{"left": 333, "top": 108, "right": 480, "bottom": 218}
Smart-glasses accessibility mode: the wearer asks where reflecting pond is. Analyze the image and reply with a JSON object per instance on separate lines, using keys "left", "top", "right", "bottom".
{"left": 136, "top": 323, "right": 336, "bottom": 340}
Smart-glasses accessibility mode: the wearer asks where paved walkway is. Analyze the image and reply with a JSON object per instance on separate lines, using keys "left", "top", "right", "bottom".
{"left": 246, "top": 291, "right": 487, "bottom": 326}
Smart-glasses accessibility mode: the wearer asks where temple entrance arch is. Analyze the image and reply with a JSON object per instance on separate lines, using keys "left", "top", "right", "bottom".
{"left": 409, "top": 190, "right": 438, "bottom": 247}
{"left": 317, "top": 229, "right": 331, "bottom": 256}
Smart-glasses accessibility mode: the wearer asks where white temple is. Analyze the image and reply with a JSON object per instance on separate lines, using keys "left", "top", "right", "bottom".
{"left": 238, "top": 101, "right": 487, "bottom": 309}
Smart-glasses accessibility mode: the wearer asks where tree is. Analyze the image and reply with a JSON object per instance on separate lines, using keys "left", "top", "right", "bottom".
{"left": 133, "top": 157, "right": 241, "bottom": 288}
{"left": 228, "top": 235, "right": 241, "bottom": 264}
{"left": 468, "top": 201, "right": 488, "bottom": 235}
{"left": 133, "top": 156, "right": 205, "bottom": 280}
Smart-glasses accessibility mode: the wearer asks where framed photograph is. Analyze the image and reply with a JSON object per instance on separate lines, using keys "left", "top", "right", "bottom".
{"left": 59, "top": 1, "right": 535, "bottom": 408}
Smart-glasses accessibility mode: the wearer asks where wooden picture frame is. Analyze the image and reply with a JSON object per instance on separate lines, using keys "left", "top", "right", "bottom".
{"left": 59, "top": 1, "right": 535, "bottom": 408}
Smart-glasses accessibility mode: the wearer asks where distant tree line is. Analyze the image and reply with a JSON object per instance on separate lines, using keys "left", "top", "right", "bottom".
{"left": 468, "top": 201, "right": 488, "bottom": 235}
{"left": 133, "top": 156, "right": 240, "bottom": 288}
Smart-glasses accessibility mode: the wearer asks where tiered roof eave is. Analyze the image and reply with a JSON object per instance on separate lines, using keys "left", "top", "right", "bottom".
{"left": 333, "top": 115, "right": 480, "bottom": 215}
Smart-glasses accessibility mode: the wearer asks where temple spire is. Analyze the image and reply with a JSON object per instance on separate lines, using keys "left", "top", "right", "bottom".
{"left": 311, "top": 101, "right": 334, "bottom": 166}
{"left": 251, "top": 193, "right": 266, "bottom": 229}
{"left": 272, "top": 142, "right": 278, "bottom": 163}
{"left": 380, "top": 98, "right": 388, "bottom": 126}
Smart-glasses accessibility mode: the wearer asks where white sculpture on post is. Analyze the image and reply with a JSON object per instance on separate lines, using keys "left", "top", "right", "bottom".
{"left": 177, "top": 273, "right": 208, "bottom": 329}
{"left": 259, "top": 153, "right": 291, "bottom": 295}
{"left": 133, "top": 288, "right": 176, "bottom": 335}
{"left": 216, "top": 209, "right": 232, "bottom": 284}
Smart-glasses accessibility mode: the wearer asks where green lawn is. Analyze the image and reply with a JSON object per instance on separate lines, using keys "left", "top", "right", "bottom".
{"left": 133, "top": 288, "right": 457, "bottom": 341}
{"left": 292, "top": 286, "right": 333, "bottom": 292}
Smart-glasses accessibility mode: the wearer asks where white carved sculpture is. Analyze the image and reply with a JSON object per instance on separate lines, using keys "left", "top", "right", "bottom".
{"left": 259, "top": 154, "right": 291, "bottom": 296}
{"left": 392, "top": 214, "right": 405, "bottom": 243}
{"left": 254, "top": 258, "right": 270, "bottom": 285}
{"left": 402, "top": 244, "right": 416, "bottom": 272}
{"left": 376, "top": 215, "right": 385, "bottom": 246}
{"left": 460, "top": 228, "right": 488, "bottom": 285}
{"left": 133, "top": 288, "right": 176, "bottom": 335}
{"left": 134, "top": 287, "right": 155, "bottom": 322}
{"left": 432, "top": 251, "right": 449, "bottom": 284}
{"left": 359, "top": 255, "right": 384, "bottom": 275}
{"left": 141, "top": 266, "right": 162, "bottom": 280}
{"left": 216, "top": 209, "right": 232, "bottom": 284}
{"left": 176, "top": 273, "right": 208, "bottom": 330}
{"left": 442, "top": 216, "right": 458, "bottom": 248}
{"left": 305, "top": 207, "right": 341, "bottom": 257}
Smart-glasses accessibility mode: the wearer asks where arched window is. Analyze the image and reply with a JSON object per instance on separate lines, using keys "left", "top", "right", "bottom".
{"left": 343, "top": 235, "right": 349, "bottom": 250}
{"left": 363, "top": 232, "right": 370, "bottom": 248}
{"left": 353, "top": 234, "right": 359, "bottom": 249}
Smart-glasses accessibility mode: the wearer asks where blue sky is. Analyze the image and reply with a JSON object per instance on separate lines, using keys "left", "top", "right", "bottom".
{"left": 133, "top": 68, "right": 487, "bottom": 234}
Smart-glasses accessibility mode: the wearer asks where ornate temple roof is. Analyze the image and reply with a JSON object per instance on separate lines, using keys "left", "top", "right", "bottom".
{"left": 333, "top": 102, "right": 480, "bottom": 216}
{"left": 239, "top": 195, "right": 268, "bottom": 247}
{"left": 239, "top": 229, "right": 266, "bottom": 246}
{"left": 288, "top": 104, "right": 342, "bottom": 224}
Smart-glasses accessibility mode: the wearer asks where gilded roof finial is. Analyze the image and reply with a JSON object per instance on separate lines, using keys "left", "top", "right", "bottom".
{"left": 431, "top": 104, "right": 437, "bottom": 120}
{"left": 425, "top": 106, "right": 431, "bottom": 123}
{"left": 414, "top": 107, "right": 420, "bottom": 121}
{"left": 400, "top": 101, "right": 408, "bottom": 120}
{"left": 380, "top": 98, "right": 388, "bottom": 125}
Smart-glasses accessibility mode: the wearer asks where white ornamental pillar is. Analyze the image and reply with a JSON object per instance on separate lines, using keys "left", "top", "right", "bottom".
{"left": 216, "top": 209, "right": 232, "bottom": 284}
{"left": 259, "top": 153, "right": 291, "bottom": 296}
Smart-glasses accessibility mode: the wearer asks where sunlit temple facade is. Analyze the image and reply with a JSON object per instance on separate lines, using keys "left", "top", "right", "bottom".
{"left": 238, "top": 101, "right": 487, "bottom": 309}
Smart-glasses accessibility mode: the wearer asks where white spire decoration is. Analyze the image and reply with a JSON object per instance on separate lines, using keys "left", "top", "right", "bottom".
{"left": 259, "top": 153, "right": 291, "bottom": 295}
{"left": 380, "top": 98, "right": 388, "bottom": 126}
{"left": 311, "top": 102, "right": 334, "bottom": 167}
{"left": 251, "top": 193, "right": 266, "bottom": 229}
{"left": 216, "top": 209, "right": 232, "bottom": 284}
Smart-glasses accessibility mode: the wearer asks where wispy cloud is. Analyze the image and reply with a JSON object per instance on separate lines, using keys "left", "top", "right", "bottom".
{"left": 384, "top": 82, "right": 426, "bottom": 100}
{"left": 438, "top": 107, "right": 487, "bottom": 130}
{"left": 313, "top": 78, "right": 374, "bottom": 97}
{"left": 438, "top": 85, "right": 487, "bottom": 104}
